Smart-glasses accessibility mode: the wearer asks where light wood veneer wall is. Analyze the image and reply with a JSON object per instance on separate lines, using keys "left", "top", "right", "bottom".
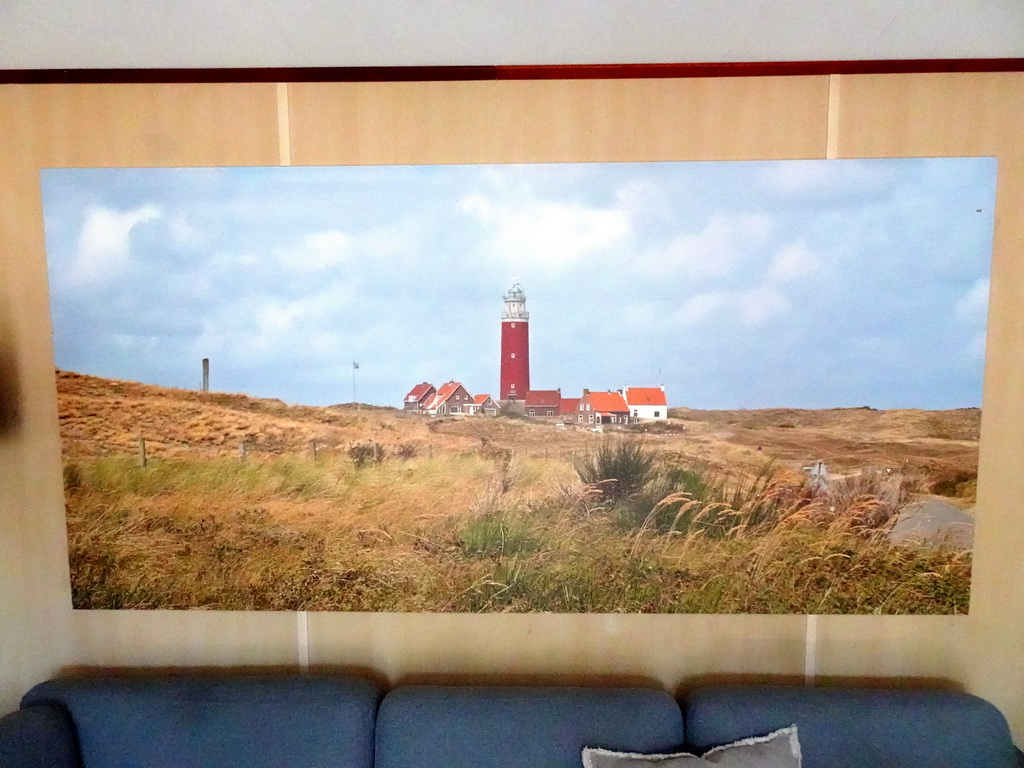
{"left": 1, "top": 73, "right": 1021, "bottom": 742}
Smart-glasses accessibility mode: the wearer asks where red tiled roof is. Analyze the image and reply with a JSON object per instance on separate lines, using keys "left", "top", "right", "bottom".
{"left": 435, "top": 381, "right": 463, "bottom": 400}
{"left": 525, "top": 389, "right": 561, "bottom": 407}
{"left": 559, "top": 397, "right": 581, "bottom": 415}
{"left": 405, "top": 382, "right": 435, "bottom": 401}
{"left": 625, "top": 387, "right": 667, "bottom": 407}
{"left": 425, "top": 381, "right": 471, "bottom": 410}
{"left": 474, "top": 394, "right": 495, "bottom": 405}
{"left": 587, "top": 391, "right": 629, "bottom": 414}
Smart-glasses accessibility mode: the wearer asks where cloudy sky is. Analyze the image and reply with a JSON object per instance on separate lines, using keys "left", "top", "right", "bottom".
{"left": 40, "top": 158, "right": 996, "bottom": 409}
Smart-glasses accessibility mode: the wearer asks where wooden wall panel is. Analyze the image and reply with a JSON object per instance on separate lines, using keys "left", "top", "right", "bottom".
{"left": 287, "top": 77, "right": 830, "bottom": 165}
{"left": 308, "top": 613, "right": 807, "bottom": 689}
{"left": 68, "top": 611, "right": 300, "bottom": 670}
{"left": 0, "top": 83, "right": 285, "bottom": 712}
{"left": 820, "top": 71, "right": 1024, "bottom": 739}
{"left": 1, "top": 83, "right": 281, "bottom": 167}
{"left": 814, "top": 615, "right": 970, "bottom": 685}
{"left": 2, "top": 73, "right": 1022, "bottom": 749}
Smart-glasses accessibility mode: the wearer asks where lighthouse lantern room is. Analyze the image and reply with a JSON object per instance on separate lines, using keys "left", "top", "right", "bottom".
{"left": 500, "top": 281, "right": 530, "bottom": 401}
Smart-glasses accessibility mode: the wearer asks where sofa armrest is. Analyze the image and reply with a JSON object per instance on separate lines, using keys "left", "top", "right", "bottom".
{"left": 0, "top": 704, "right": 81, "bottom": 768}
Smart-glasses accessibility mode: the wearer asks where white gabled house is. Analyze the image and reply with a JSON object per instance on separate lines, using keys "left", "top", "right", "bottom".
{"left": 624, "top": 386, "right": 668, "bottom": 421}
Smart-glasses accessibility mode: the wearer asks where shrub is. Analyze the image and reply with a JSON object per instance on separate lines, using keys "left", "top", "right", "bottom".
{"left": 574, "top": 438, "right": 658, "bottom": 501}
{"left": 348, "top": 441, "right": 385, "bottom": 467}
{"left": 621, "top": 460, "right": 799, "bottom": 538}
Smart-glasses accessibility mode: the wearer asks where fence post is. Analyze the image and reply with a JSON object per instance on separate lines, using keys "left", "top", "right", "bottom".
{"left": 138, "top": 436, "right": 147, "bottom": 467}
{"left": 311, "top": 440, "right": 318, "bottom": 462}
{"left": 202, "top": 358, "right": 209, "bottom": 392}
{"left": 238, "top": 441, "right": 247, "bottom": 460}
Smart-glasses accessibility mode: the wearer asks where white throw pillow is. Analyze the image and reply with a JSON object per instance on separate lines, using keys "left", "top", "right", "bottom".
{"left": 582, "top": 725, "right": 801, "bottom": 768}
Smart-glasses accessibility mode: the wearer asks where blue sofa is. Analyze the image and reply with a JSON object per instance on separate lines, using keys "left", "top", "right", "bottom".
{"left": 0, "top": 675, "right": 1020, "bottom": 768}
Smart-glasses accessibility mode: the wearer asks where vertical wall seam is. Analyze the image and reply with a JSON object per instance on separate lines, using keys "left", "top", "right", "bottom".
{"left": 804, "top": 614, "right": 818, "bottom": 686}
{"left": 297, "top": 610, "right": 310, "bottom": 673}
{"left": 277, "top": 82, "right": 292, "bottom": 166}
{"left": 826, "top": 74, "right": 841, "bottom": 159}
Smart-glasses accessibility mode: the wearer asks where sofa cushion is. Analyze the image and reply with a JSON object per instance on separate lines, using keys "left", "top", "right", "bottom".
{"left": 0, "top": 704, "right": 82, "bottom": 768}
{"left": 684, "top": 685, "right": 1016, "bottom": 768}
{"left": 375, "top": 685, "right": 684, "bottom": 768}
{"left": 21, "top": 675, "right": 380, "bottom": 768}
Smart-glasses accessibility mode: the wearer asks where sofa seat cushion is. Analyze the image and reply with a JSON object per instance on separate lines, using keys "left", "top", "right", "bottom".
{"left": 21, "top": 675, "right": 380, "bottom": 768}
{"left": 375, "top": 685, "right": 684, "bottom": 768}
{"left": 684, "top": 685, "right": 1016, "bottom": 768}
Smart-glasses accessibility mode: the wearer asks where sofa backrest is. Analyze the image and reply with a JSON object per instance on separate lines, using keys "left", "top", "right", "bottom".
{"left": 684, "top": 684, "right": 1017, "bottom": 768}
{"left": 21, "top": 675, "right": 380, "bottom": 768}
{"left": 375, "top": 685, "right": 684, "bottom": 768}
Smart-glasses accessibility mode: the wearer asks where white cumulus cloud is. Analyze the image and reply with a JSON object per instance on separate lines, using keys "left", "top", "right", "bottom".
{"left": 767, "top": 242, "right": 821, "bottom": 283}
{"left": 281, "top": 230, "right": 354, "bottom": 272}
{"left": 67, "top": 204, "right": 162, "bottom": 286}
{"left": 954, "top": 278, "right": 990, "bottom": 324}
{"left": 656, "top": 213, "right": 774, "bottom": 281}
{"left": 458, "top": 192, "right": 631, "bottom": 273}
{"left": 676, "top": 285, "right": 790, "bottom": 328}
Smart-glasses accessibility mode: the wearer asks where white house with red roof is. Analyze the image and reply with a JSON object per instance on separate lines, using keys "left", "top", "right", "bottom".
{"left": 624, "top": 386, "right": 668, "bottom": 421}
{"left": 403, "top": 382, "right": 437, "bottom": 412}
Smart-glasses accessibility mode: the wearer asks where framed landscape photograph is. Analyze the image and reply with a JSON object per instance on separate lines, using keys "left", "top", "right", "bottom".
{"left": 42, "top": 156, "right": 996, "bottom": 613}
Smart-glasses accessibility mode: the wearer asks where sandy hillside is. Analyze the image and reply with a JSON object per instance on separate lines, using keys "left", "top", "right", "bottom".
{"left": 56, "top": 370, "right": 980, "bottom": 498}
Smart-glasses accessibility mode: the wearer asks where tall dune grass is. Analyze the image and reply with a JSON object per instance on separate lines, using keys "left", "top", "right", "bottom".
{"left": 63, "top": 443, "right": 970, "bottom": 613}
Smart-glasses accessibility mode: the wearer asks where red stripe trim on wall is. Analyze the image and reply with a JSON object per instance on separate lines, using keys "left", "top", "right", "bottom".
{"left": 2, "top": 59, "right": 1023, "bottom": 85}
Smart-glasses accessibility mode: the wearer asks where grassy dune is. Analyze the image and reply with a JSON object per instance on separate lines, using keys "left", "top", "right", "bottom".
{"left": 64, "top": 447, "right": 970, "bottom": 613}
{"left": 57, "top": 370, "right": 974, "bottom": 613}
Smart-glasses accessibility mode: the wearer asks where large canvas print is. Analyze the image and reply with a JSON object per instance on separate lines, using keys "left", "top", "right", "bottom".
{"left": 41, "top": 158, "right": 996, "bottom": 613}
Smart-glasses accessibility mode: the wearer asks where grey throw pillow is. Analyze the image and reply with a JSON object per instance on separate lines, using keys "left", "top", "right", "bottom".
{"left": 583, "top": 725, "right": 801, "bottom": 768}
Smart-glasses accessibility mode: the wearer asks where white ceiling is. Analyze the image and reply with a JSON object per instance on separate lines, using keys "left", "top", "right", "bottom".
{"left": 1, "top": 0, "right": 1022, "bottom": 70}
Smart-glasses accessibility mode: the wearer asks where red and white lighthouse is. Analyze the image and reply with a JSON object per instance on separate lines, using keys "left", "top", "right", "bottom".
{"left": 500, "top": 281, "right": 530, "bottom": 401}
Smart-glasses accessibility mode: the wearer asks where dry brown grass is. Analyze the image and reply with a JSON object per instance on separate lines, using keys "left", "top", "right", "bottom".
{"left": 57, "top": 370, "right": 975, "bottom": 613}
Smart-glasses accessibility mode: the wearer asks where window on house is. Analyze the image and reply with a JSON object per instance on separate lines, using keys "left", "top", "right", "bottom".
{"left": 654, "top": 411, "right": 660, "bottom": 417}
{"left": 510, "top": 353, "right": 515, "bottom": 358}
{"left": 588, "top": 414, "right": 594, "bottom": 423}
{"left": 528, "top": 409, "right": 535, "bottom": 416}
{"left": 511, "top": 323, "right": 515, "bottom": 328}
{"left": 633, "top": 409, "right": 638, "bottom": 417}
